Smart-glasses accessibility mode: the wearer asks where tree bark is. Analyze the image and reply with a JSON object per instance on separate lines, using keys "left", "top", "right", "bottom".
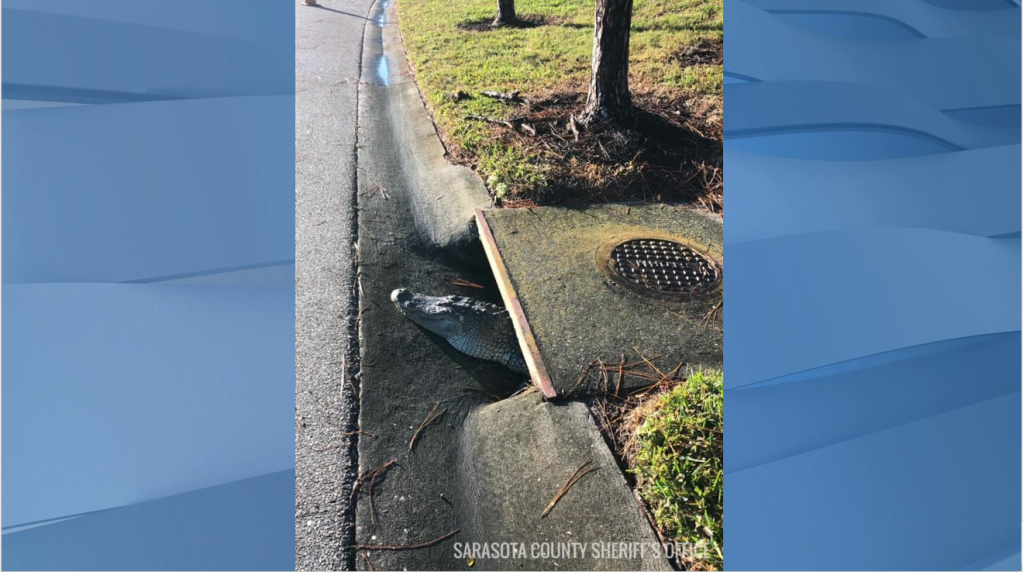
{"left": 581, "top": 0, "right": 634, "bottom": 126}
{"left": 492, "top": 0, "right": 517, "bottom": 26}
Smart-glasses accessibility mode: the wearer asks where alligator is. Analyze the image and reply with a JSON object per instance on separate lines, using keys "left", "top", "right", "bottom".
{"left": 391, "top": 288, "right": 529, "bottom": 375}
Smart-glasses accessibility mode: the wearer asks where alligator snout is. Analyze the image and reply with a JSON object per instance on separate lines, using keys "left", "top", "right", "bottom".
{"left": 391, "top": 288, "right": 414, "bottom": 305}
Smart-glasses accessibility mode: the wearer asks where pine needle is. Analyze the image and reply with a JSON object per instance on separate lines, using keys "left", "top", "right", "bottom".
{"left": 408, "top": 403, "right": 445, "bottom": 453}
{"left": 541, "top": 461, "right": 598, "bottom": 517}
{"left": 353, "top": 529, "right": 461, "bottom": 551}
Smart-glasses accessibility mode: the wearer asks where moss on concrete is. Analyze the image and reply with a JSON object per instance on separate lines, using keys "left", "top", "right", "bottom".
{"left": 482, "top": 204, "right": 722, "bottom": 396}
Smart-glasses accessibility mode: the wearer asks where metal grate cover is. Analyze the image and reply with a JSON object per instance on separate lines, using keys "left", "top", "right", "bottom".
{"left": 604, "top": 238, "right": 719, "bottom": 299}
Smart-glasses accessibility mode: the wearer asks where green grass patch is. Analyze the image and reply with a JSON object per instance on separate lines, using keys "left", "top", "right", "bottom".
{"left": 631, "top": 368, "right": 723, "bottom": 570}
{"left": 397, "top": 0, "right": 722, "bottom": 204}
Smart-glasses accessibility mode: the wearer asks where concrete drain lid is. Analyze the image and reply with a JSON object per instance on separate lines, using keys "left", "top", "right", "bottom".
{"left": 599, "top": 237, "right": 720, "bottom": 299}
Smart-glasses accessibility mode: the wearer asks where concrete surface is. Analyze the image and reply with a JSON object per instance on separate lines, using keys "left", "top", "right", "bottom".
{"left": 480, "top": 205, "right": 723, "bottom": 396}
{"left": 359, "top": 0, "right": 490, "bottom": 260}
{"left": 352, "top": 1, "right": 669, "bottom": 569}
{"left": 295, "top": 0, "right": 374, "bottom": 569}
{"left": 460, "top": 393, "right": 671, "bottom": 571}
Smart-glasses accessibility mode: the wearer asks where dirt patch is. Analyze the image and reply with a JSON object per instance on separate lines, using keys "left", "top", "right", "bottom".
{"left": 672, "top": 38, "right": 722, "bottom": 66}
{"left": 447, "top": 89, "right": 722, "bottom": 210}
{"left": 586, "top": 358, "right": 687, "bottom": 461}
{"left": 585, "top": 359, "right": 686, "bottom": 559}
{"left": 455, "top": 15, "right": 554, "bottom": 32}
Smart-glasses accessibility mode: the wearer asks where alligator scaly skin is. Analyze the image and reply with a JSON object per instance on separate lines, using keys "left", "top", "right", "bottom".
{"left": 391, "top": 289, "right": 529, "bottom": 375}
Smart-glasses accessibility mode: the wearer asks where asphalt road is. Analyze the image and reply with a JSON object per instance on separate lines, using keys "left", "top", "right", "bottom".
{"left": 295, "top": 0, "right": 374, "bottom": 569}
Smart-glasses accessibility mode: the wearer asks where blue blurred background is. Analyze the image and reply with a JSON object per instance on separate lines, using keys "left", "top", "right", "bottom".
{"left": 725, "top": 0, "right": 1021, "bottom": 569}
{"left": 2, "top": 1, "right": 295, "bottom": 569}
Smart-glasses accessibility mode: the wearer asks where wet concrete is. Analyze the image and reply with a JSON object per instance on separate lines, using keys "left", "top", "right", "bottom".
{"left": 358, "top": 0, "right": 487, "bottom": 262}
{"left": 370, "top": 0, "right": 393, "bottom": 85}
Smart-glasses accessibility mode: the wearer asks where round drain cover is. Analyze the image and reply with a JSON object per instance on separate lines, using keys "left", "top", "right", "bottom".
{"left": 601, "top": 237, "right": 720, "bottom": 299}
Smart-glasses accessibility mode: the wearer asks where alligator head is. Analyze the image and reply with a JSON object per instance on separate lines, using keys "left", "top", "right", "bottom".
{"left": 390, "top": 288, "right": 469, "bottom": 340}
{"left": 390, "top": 288, "right": 529, "bottom": 375}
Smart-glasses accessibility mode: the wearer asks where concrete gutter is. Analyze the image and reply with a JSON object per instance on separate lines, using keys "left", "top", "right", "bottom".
{"left": 352, "top": 0, "right": 669, "bottom": 569}
{"left": 359, "top": 0, "right": 488, "bottom": 261}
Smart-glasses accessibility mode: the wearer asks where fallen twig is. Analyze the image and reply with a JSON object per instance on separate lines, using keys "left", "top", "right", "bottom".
{"left": 367, "top": 464, "right": 388, "bottom": 527}
{"left": 563, "top": 361, "right": 598, "bottom": 398}
{"left": 350, "top": 459, "right": 397, "bottom": 504}
{"left": 353, "top": 529, "right": 461, "bottom": 551}
{"left": 568, "top": 114, "right": 581, "bottom": 142}
{"left": 633, "top": 347, "right": 665, "bottom": 378}
{"left": 616, "top": 354, "right": 626, "bottom": 396}
{"left": 701, "top": 300, "right": 723, "bottom": 325}
{"left": 451, "top": 278, "right": 486, "bottom": 289}
{"left": 481, "top": 90, "right": 523, "bottom": 103}
{"left": 466, "top": 114, "right": 515, "bottom": 130}
{"left": 542, "top": 461, "right": 598, "bottom": 517}
{"left": 408, "top": 403, "right": 445, "bottom": 453}
{"left": 598, "top": 359, "right": 609, "bottom": 394}
{"left": 507, "top": 383, "right": 538, "bottom": 400}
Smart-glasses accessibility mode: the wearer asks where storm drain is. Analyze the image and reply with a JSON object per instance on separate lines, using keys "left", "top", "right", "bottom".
{"left": 600, "top": 237, "right": 720, "bottom": 300}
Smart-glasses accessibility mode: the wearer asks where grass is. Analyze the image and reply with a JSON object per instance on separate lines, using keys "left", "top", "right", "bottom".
{"left": 630, "top": 368, "right": 723, "bottom": 570}
{"left": 397, "top": 0, "right": 722, "bottom": 205}
{"left": 585, "top": 356, "right": 723, "bottom": 570}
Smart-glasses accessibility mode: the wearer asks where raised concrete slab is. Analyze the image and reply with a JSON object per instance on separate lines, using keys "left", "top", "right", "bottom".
{"left": 477, "top": 204, "right": 723, "bottom": 397}
{"left": 461, "top": 392, "right": 670, "bottom": 571}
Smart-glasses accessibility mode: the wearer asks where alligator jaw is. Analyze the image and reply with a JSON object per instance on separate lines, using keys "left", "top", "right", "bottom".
{"left": 391, "top": 288, "right": 465, "bottom": 340}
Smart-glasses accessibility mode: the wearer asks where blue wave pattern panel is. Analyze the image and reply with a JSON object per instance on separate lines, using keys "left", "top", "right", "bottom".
{"left": 724, "top": 1, "right": 1021, "bottom": 570}
{"left": 2, "top": 3, "right": 292, "bottom": 102}
{"left": 3, "top": 471, "right": 295, "bottom": 571}
{"left": 4, "top": 98, "right": 293, "bottom": 283}
{"left": 1, "top": 2, "right": 295, "bottom": 570}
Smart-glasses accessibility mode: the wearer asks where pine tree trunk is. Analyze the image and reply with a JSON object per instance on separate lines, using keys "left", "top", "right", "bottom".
{"left": 581, "top": 0, "right": 634, "bottom": 126}
{"left": 493, "top": 0, "right": 517, "bottom": 26}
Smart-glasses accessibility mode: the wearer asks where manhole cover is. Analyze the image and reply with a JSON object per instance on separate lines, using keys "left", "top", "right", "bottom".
{"left": 600, "top": 237, "right": 720, "bottom": 299}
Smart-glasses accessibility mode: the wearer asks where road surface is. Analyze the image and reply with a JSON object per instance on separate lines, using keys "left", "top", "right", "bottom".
{"left": 295, "top": 0, "right": 374, "bottom": 569}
